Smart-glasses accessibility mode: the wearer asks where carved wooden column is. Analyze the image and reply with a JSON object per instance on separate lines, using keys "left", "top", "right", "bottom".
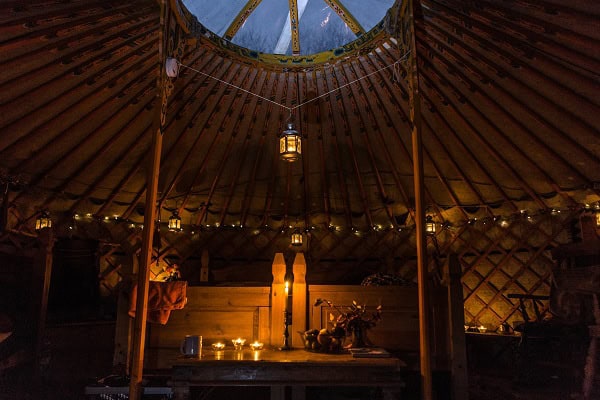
{"left": 271, "top": 253, "right": 286, "bottom": 347}
{"left": 291, "top": 253, "right": 307, "bottom": 348}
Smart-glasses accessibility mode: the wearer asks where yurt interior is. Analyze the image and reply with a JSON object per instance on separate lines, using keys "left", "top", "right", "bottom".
{"left": 0, "top": 1, "right": 598, "bottom": 399}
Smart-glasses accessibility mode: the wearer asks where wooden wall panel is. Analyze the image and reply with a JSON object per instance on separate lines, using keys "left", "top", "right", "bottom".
{"left": 145, "top": 286, "right": 270, "bottom": 369}
{"left": 308, "top": 285, "right": 420, "bottom": 351}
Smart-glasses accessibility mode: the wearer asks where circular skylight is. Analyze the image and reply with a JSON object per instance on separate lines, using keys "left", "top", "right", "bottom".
{"left": 182, "top": 0, "right": 396, "bottom": 56}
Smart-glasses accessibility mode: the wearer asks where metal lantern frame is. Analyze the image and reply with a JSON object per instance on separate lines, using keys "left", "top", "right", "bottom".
{"left": 425, "top": 215, "right": 436, "bottom": 235}
{"left": 35, "top": 211, "right": 52, "bottom": 231}
{"left": 291, "top": 229, "right": 303, "bottom": 246}
{"left": 168, "top": 210, "right": 182, "bottom": 232}
{"left": 279, "top": 123, "right": 301, "bottom": 162}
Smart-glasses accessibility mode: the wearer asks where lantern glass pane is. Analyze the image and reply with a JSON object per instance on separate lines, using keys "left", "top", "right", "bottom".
{"left": 287, "top": 138, "right": 297, "bottom": 153}
{"left": 291, "top": 232, "right": 302, "bottom": 245}
{"left": 280, "top": 136, "right": 286, "bottom": 153}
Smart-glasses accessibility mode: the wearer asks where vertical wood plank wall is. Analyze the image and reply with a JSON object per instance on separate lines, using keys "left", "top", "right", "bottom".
{"left": 145, "top": 286, "right": 271, "bottom": 369}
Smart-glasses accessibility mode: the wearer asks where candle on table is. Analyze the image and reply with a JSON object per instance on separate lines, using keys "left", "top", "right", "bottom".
{"left": 250, "top": 341, "right": 264, "bottom": 351}
{"left": 211, "top": 342, "right": 225, "bottom": 351}
{"left": 284, "top": 281, "right": 291, "bottom": 313}
{"left": 232, "top": 338, "right": 246, "bottom": 350}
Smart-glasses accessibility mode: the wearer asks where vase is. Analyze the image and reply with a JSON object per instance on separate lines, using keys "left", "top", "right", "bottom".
{"left": 350, "top": 326, "right": 368, "bottom": 348}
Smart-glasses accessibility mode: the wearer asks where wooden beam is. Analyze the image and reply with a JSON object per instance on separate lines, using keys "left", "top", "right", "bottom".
{"left": 407, "top": 1, "right": 433, "bottom": 399}
{"left": 288, "top": 0, "right": 300, "bottom": 55}
{"left": 129, "top": 1, "right": 169, "bottom": 399}
{"left": 322, "top": 0, "right": 365, "bottom": 36}
{"left": 224, "top": 0, "right": 264, "bottom": 40}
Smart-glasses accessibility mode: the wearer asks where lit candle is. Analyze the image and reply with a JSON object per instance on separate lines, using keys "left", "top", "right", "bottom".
{"left": 286, "top": 281, "right": 292, "bottom": 310}
{"left": 250, "top": 341, "right": 264, "bottom": 351}
{"left": 232, "top": 338, "right": 246, "bottom": 350}
{"left": 478, "top": 325, "right": 487, "bottom": 333}
{"left": 211, "top": 342, "right": 225, "bottom": 351}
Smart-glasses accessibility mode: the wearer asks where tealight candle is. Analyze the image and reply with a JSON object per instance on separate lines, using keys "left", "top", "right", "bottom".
{"left": 478, "top": 325, "right": 487, "bottom": 333}
{"left": 232, "top": 338, "right": 246, "bottom": 350}
{"left": 249, "top": 341, "right": 264, "bottom": 351}
{"left": 211, "top": 342, "right": 225, "bottom": 351}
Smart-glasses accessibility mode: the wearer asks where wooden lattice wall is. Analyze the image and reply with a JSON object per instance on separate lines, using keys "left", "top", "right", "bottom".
{"left": 1, "top": 209, "right": 588, "bottom": 333}
{"left": 443, "top": 210, "right": 580, "bottom": 331}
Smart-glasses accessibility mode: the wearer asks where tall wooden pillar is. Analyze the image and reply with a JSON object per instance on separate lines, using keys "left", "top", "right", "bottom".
{"left": 291, "top": 253, "right": 307, "bottom": 347}
{"left": 408, "top": 0, "right": 433, "bottom": 398}
{"left": 31, "top": 227, "right": 54, "bottom": 377}
{"left": 128, "top": 1, "right": 168, "bottom": 398}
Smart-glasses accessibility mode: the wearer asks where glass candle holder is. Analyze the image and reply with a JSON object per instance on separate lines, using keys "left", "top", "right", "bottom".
{"left": 232, "top": 338, "right": 246, "bottom": 350}
{"left": 249, "top": 341, "right": 264, "bottom": 351}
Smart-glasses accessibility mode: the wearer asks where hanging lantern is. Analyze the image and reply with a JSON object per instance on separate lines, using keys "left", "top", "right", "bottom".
{"left": 291, "top": 229, "right": 303, "bottom": 246}
{"left": 35, "top": 211, "right": 52, "bottom": 231}
{"left": 425, "top": 215, "right": 436, "bottom": 235}
{"left": 168, "top": 210, "right": 182, "bottom": 232}
{"left": 279, "top": 123, "right": 301, "bottom": 162}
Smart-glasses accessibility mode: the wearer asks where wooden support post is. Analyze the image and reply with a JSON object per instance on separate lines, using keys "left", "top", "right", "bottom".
{"left": 407, "top": 1, "right": 433, "bottom": 398}
{"left": 271, "top": 253, "right": 287, "bottom": 347}
{"left": 128, "top": 118, "right": 163, "bottom": 400}
{"left": 448, "top": 254, "right": 469, "bottom": 400}
{"left": 129, "top": 2, "right": 168, "bottom": 398}
{"left": 292, "top": 253, "right": 307, "bottom": 348}
{"left": 31, "top": 227, "right": 54, "bottom": 377}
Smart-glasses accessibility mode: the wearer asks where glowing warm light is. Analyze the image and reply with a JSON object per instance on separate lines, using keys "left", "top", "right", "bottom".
{"left": 291, "top": 229, "right": 302, "bottom": 246}
{"left": 280, "top": 123, "right": 301, "bottom": 162}
{"left": 35, "top": 211, "right": 52, "bottom": 231}
{"left": 211, "top": 342, "right": 225, "bottom": 351}
{"left": 425, "top": 215, "right": 436, "bottom": 235}
{"left": 284, "top": 281, "right": 289, "bottom": 296}
{"left": 250, "top": 341, "right": 264, "bottom": 351}
{"left": 232, "top": 338, "right": 246, "bottom": 350}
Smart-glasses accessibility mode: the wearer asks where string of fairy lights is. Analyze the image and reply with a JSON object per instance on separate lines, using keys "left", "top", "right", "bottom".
{"left": 32, "top": 201, "right": 600, "bottom": 241}
{"left": 4, "top": 171, "right": 599, "bottom": 239}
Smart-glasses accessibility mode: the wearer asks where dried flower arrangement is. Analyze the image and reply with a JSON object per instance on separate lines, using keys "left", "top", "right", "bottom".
{"left": 302, "top": 298, "right": 382, "bottom": 351}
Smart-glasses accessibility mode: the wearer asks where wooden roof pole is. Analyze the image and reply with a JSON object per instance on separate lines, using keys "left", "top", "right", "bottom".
{"left": 408, "top": 1, "right": 433, "bottom": 399}
{"left": 129, "top": 1, "right": 169, "bottom": 399}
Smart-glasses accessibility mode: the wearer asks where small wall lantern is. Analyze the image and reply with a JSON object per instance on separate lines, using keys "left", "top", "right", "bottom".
{"left": 168, "top": 210, "right": 182, "bottom": 232}
{"left": 35, "top": 211, "right": 52, "bottom": 231}
{"left": 291, "top": 229, "right": 303, "bottom": 246}
{"left": 425, "top": 215, "right": 436, "bottom": 235}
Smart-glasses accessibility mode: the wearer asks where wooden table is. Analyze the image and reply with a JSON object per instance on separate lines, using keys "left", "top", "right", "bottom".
{"left": 170, "top": 348, "right": 406, "bottom": 400}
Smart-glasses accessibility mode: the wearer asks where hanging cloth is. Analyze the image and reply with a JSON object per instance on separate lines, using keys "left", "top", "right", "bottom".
{"left": 128, "top": 280, "right": 187, "bottom": 324}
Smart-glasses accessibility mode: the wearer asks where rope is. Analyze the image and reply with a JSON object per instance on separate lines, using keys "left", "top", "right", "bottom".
{"left": 176, "top": 50, "right": 410, "bottom": 114}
